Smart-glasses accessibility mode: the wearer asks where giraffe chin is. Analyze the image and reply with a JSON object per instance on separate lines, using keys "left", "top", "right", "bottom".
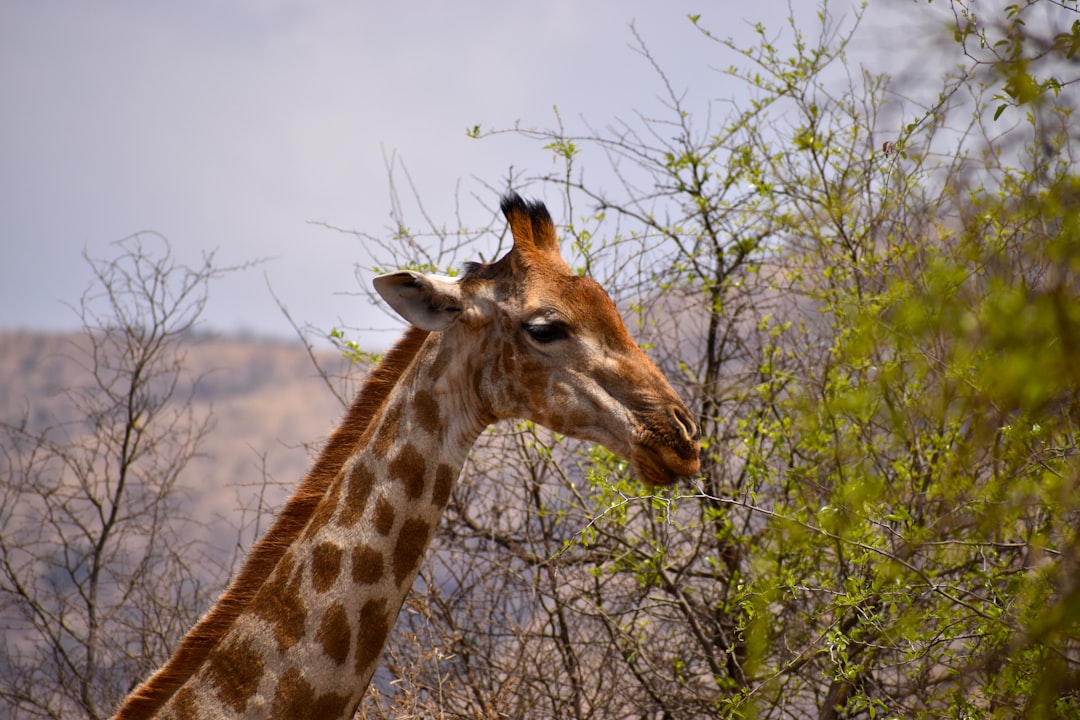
{"left": 629, "top": 442, "right": 700, "bottom": 487}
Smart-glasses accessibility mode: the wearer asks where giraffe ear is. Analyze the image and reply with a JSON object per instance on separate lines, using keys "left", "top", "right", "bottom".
{"left": 373, "top": 271, "right": 464, "bottom": 332}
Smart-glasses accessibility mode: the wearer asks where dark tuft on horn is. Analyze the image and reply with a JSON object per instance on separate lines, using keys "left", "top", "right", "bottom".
{"left": 500, "top": 192, "right": 551, "bottom": 224}
{"left": 500, "top": 192, "right": 560, "bottom": 257}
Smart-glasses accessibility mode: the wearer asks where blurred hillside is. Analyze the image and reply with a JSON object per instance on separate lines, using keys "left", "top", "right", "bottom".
{"left": 0, "top": 329, "right": 356, "bottom": 555}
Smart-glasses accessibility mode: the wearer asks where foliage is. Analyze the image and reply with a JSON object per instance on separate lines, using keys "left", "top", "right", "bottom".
{"left": 345, "top": 0, "right": 1080, "bottom": 717}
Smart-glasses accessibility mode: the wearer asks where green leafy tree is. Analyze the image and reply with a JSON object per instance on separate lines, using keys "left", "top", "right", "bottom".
{"left": 336, "top": 1, "right": 1080, "bottom": 718}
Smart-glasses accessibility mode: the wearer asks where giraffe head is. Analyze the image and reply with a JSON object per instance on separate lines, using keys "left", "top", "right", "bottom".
{"left": 374, "top": 193, "right": 700, "bottom": 486}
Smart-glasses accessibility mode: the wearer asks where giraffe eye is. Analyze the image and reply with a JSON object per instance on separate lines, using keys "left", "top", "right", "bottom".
{"left": 524, "top": 321, "right": 569, "bottom": 344}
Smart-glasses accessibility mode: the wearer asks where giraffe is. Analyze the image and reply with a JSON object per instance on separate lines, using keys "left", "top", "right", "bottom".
{"left": 113, "top": 193, "right": 700, "bottom": 719}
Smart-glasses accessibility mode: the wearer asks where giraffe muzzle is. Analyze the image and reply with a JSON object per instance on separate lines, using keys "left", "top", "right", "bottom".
{"left": 628, "top": 403, "right": 701, "bottom": 486}
{"left": 670, "top": 405, "right": 700, "bottom": 444}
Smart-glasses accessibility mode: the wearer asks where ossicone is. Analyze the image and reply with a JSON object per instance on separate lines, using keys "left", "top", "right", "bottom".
{"left": 500, "top": 192, "right": 561, "bottom": 257}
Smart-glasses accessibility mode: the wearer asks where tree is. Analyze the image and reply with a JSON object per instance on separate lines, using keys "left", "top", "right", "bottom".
{"left": 0, "top": 235, "right": 236, "bottom": 719}
{"left": 333, "top": 1, "right": 1080, "bottom": 717}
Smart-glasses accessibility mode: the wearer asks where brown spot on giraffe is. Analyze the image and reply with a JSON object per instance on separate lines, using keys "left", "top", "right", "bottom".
{"left": 373, "top": 496, "right": 395, "bottom": 535}
{"left": 316, "top": 602, "right": 353, "bottom": 666}
{"left": 205, "top": 636, "right": 265, "bottom": 715}
{"left": 390, "top": 442, "right": 427, "bottom": 499}
{"left": 172, "top": 686, "right": 198, "bottom": 720}
{"left": 413, "top": 389, "right": 440, "bottom": 433}
{"left": 270, "top": 667, "right": 350, "bottom": 720}
{"left": 250, "top": 550, "right": 307, "bottom": 651}
{"left": 337, "top": 464, "right": 375, "bottom": 528}
{"left": 351, "top": 544, "right": 384, "bottom": 585}
{"left": 303, "top": 474, "right": 342, "bottom": 540}
{"left": 354, "top": 598, "right": 391, "bottom": 676}
{"left": 311, "top": 542, "right": 343, "bottom": 594}
{"left": 392, "top": 517, "right": 432, "bottom": 586}
{"left": 372, "top": 401, "right": 404, "bottom": 458}
{"left": 432, "top": 463, "right": 454, "bottom": 508}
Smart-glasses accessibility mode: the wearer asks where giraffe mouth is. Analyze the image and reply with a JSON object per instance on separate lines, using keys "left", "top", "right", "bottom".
{"left": 630, "top": 441, "right": 700, "bottom": 486}
{"left": 625, "top": 404, "right": 701, "bottom": 486}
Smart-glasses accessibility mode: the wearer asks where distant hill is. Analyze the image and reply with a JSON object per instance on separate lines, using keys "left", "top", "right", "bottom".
{"left": 0, "top": 329, "right": 360, "bottom": 561}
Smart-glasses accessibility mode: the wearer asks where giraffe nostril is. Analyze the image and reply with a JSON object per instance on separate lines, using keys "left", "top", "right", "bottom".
{"left": 670, "top": 406, "right": 699, "bottom": 443}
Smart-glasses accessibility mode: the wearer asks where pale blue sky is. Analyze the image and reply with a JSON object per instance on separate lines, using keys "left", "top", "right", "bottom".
{"left": 1, "top": 0, "right": 883, "bottom": 344}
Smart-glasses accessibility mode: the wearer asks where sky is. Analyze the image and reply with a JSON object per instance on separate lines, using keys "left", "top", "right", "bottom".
{"left": 1, "top": 0, "right": 891, "bottom": 348}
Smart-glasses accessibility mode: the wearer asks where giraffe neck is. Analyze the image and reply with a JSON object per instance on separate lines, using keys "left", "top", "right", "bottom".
{"left": 112, "top": 328, "right": 430, "bottom": 720}
{"left": 156, "top": 332, "right": 489, "bottom": 719}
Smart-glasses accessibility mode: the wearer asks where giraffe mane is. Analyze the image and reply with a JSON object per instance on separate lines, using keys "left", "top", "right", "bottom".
{"left": 113, "top": 326, "right": 431, "bottom": 719}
